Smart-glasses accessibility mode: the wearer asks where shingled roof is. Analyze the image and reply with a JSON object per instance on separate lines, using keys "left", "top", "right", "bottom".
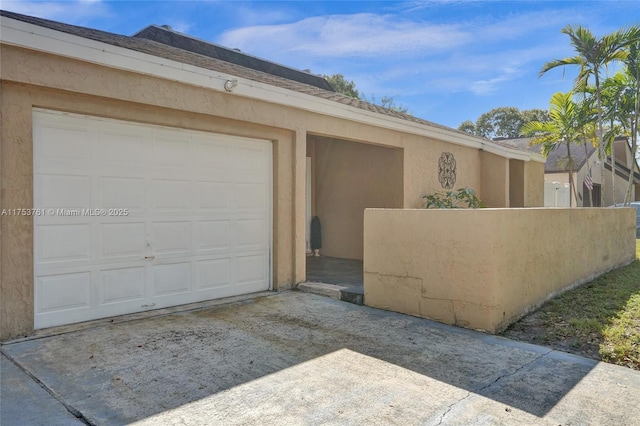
{"left": 1, "top": 9, "right": 475, "bottom": 137}
{"left": 498, "top": 137, "right": 596, "bottom": 173}
{"left": 133, "top": 24, "right": 335, "bottom": 92}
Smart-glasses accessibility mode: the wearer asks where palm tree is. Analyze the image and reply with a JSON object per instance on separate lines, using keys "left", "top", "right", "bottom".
{"left": 522, "top": 92, "right": 586, "bottom": 206}
{"left": 601, "top": 74, "right": 627, "bottom": 204}
{"left": 540, "top": 25, "right": 639, "bottom": 206}
{"left": 575, "top": 99, "right": 598, "bottom": 206}
{"left": 600, "top": 28, "right": 640, "bottom": 205}
{"left": 622, "top": 36, "right": 640, "bottom": 205}
{"left": 601, "top": 71, "right": 633, "bottom": 204}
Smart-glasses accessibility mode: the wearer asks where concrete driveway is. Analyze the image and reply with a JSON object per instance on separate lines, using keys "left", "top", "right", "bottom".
{"left": 2, "top": 291, "right": 640, "bottom": 425}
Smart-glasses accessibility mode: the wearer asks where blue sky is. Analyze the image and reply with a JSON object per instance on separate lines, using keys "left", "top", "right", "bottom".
{"left": 4, "top": 1, "right": 639, "bottom": 128}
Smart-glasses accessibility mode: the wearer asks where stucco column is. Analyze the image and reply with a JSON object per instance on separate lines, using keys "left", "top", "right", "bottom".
{"left": 0, "top": 85, "right": 35, "bottom": 339}
{"left": 524, "top": 161, "right": 545, "bottom": 207}
{"left": 481, "top": 151, "right": 509, "bottom": 208}
{"left": 293, "top": 129, "right": 307, "bottom": 285}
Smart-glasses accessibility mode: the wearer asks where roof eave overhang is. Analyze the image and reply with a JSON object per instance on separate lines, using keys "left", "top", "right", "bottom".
{"left": 0, "top": 15, "right": 541, "bottom": 163}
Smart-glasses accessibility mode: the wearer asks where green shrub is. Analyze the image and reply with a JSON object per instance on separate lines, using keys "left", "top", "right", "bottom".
{"left": 423, "top": 187, "right": 485, "bottom": 209}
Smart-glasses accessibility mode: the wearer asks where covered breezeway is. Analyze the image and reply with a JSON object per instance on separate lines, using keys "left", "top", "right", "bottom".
{"left": 304, "top": 135, "right": 403, "bottom": 294}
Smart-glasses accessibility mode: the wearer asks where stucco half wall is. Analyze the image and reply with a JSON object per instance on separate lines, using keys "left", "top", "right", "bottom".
{"left": 363, "top": 208, "right": 636, "bottom": 334}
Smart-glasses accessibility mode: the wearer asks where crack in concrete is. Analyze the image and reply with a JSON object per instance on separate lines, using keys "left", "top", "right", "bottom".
{"left": 474, "top": 347, "right": 555, "bottom": 393}
{"left": 436, "top": 348, "right": 554, "bottom": 424}
{"left": 419, "top": 295, "right": 498, "bottom": 310}
{"left": 364, "top": 271, "right": 424, "bottom": 282}
{"left": 436, "top": 391, "right": 471, "bottom": 425}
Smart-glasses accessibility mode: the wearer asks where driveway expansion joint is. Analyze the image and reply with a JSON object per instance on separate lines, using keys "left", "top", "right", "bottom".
{"left": 1, "top": 350, "right": 94, "bottom": 426}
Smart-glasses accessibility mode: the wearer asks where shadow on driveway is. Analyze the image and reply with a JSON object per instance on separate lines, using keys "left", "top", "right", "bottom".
{"left": 2, "top": 292, "right": 639, "bottom": 425}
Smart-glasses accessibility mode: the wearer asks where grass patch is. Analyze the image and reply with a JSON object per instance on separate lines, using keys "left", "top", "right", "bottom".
{"left": 600, "top": 290, "right": 640, "bottom": 369}
{"left": 501, "top": 240, "right": 640, "bottom": 370}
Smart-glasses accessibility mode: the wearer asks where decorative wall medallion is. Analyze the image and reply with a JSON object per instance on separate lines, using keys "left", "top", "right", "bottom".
{"left": 438, "top": 152, "right": 456, "bottom": 189}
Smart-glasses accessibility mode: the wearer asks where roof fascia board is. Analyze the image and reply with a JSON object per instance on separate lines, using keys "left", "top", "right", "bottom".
{"left": 0, "top": 15, "right": 539, "bottom": 162}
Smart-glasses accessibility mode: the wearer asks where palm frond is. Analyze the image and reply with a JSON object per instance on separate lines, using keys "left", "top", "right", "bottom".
{"left": 539, "top": 56, "right": 584, "bottom": 77}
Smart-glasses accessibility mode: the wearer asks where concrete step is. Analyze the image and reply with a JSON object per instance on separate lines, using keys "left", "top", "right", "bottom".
{"left": 297, "top": 282, "right": 364, "bottom": 305}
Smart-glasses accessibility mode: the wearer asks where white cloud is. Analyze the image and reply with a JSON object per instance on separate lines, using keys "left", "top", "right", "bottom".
{"left": 470, "top": 75, "right": 511, "bottom": 96}
{"left": 2, "top": 0, "right": 109, "bottom": 23}
{"left": 214, "top": 6, "right": 586, "bottom": 100}
{"left": 218, "top": 13, "right": 471, "bottom": 58}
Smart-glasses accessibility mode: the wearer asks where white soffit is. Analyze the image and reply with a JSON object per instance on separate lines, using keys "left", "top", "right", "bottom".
{"left": 0, "top": 15, "right": 542, "bottom": 163}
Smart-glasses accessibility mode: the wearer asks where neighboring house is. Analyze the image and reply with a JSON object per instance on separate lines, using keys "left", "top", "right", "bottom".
{"left": 499, "top": 136, "right": 640, "bottom": 207}
{"left": 0, "top": 10, "right": 544, "bottom": 340}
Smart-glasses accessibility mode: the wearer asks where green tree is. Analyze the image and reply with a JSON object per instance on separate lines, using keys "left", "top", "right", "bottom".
{"left": 540, "top": 25, "right": 640, "bottom": 206}
{"left": 521, "top": 109, "right": 553, "bottom": 125}
{"left": 323, "top": 73, "right": 359, "bottom": 98}
{"left": 323, "top": 73, "right": 411, "bottom": 114}
{"left": 601, "top": 72, "right": 629, "bottom": 203}
{"left": 575, "top": 97, "right": 598, "bottom": 207}
{"left": 360, "top": 93, "right": 410, "bottom": 114}
{"left": 476, "top": 107, "right": 523, "bottom": 138}
{"left": 624, "top": 35, "right": 640, "bottom": 205}
{"left": 608, "top": 35, "right": 640, "bottom": 205}
{"left": 458, "top": 120, "right": 476, "bottom": 135}
{"left": 458, "top": 107, "right": 550, "bottom": 138}
{"left": 522, "top": 92, "right": 588, "bottom": 206}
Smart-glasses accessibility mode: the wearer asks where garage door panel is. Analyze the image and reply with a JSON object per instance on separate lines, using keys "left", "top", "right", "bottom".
{"left": 36, "top": 125, "right": 92, "bottom": 165}
{"left": 153, "top": 135, "right": 192, "bottom": 169}
{"left": 235, "top": 183, "right": 266, "bottom": 210}
{"left": 197, "top": 259, "right": 230, "bottom": 290}
{"left": 197, "top": 220, "right": 231, "bottom": 252}
{"left": 195, "top": 281, "right": 265, "bottom": 302}
{"left": 234, "top": 255, "right": 267, "bottom": 285}
{"left": 152, "top": 180, "right": 192, "bottom": 211}
{"left": 152, "top": 221, "right": 191, "bottom": 254}
{"left": 197, "top": 182, "right": 232, "bottom": 210}
{"left": 100, "top": 177, "right": 146, "bottom": 210}
{"left": 234, "top": 146, "right": 267, "bottom": 172}
{"left": 37, "top": 224, "right": 91, "bottom": 263}
{"left": 34, "top": 110, "right": 271, "bottom": 329}
{"left": 237, "top": 219, "right": 267, "bottom": 249}
{"left": 197, "top": 142, "right": 230, "bottom": 178}
{"left": 37, "top": 272, "right": 91, "bottom": 313}
{"left": 99, "top": 131, "right": 149, "bottom": 167}
{"left": 101, "top": 222, "right": 146, "bottom": 258}
{"left": 100, "top": 267, "right": 145, "bottom": 305}
{"left": 38, "top": 174, "right": 92, "bottom": 209}
{"left": 152, "top": 263, "right": 191, "bottom": 296}
{"left": 98, "top": 130, "right": 152, "bottom": 163}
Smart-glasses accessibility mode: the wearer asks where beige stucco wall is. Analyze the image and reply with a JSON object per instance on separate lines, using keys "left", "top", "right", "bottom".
{"left": 0, "top": 43, "right": 543, "bottom": 339}
{"left": 603, "top": 168, "right": 634, "bottom": 206}
{"left": 509, "top": 160, "right": 524, "bottom": 207}
{"left": 480, "top": 152, "right": 509, "bottom": 208}
{"left": 524, "top": 161, "right": 544, "bottom": 207}
{"left": 364, "top": 208, "right": 636, "bottom": 334}
{"left": 401, "top": 137, "right": 485, "bottom": 208}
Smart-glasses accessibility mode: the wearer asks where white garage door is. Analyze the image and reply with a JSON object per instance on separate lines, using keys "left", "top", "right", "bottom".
{"left": 33, "top": 110, "right": 272, "bottom": 329}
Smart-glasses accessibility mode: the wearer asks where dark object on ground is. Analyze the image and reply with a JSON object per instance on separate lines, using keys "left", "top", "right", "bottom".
{"left": 311, "top": 216, "right": 322, "bottom": 250}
